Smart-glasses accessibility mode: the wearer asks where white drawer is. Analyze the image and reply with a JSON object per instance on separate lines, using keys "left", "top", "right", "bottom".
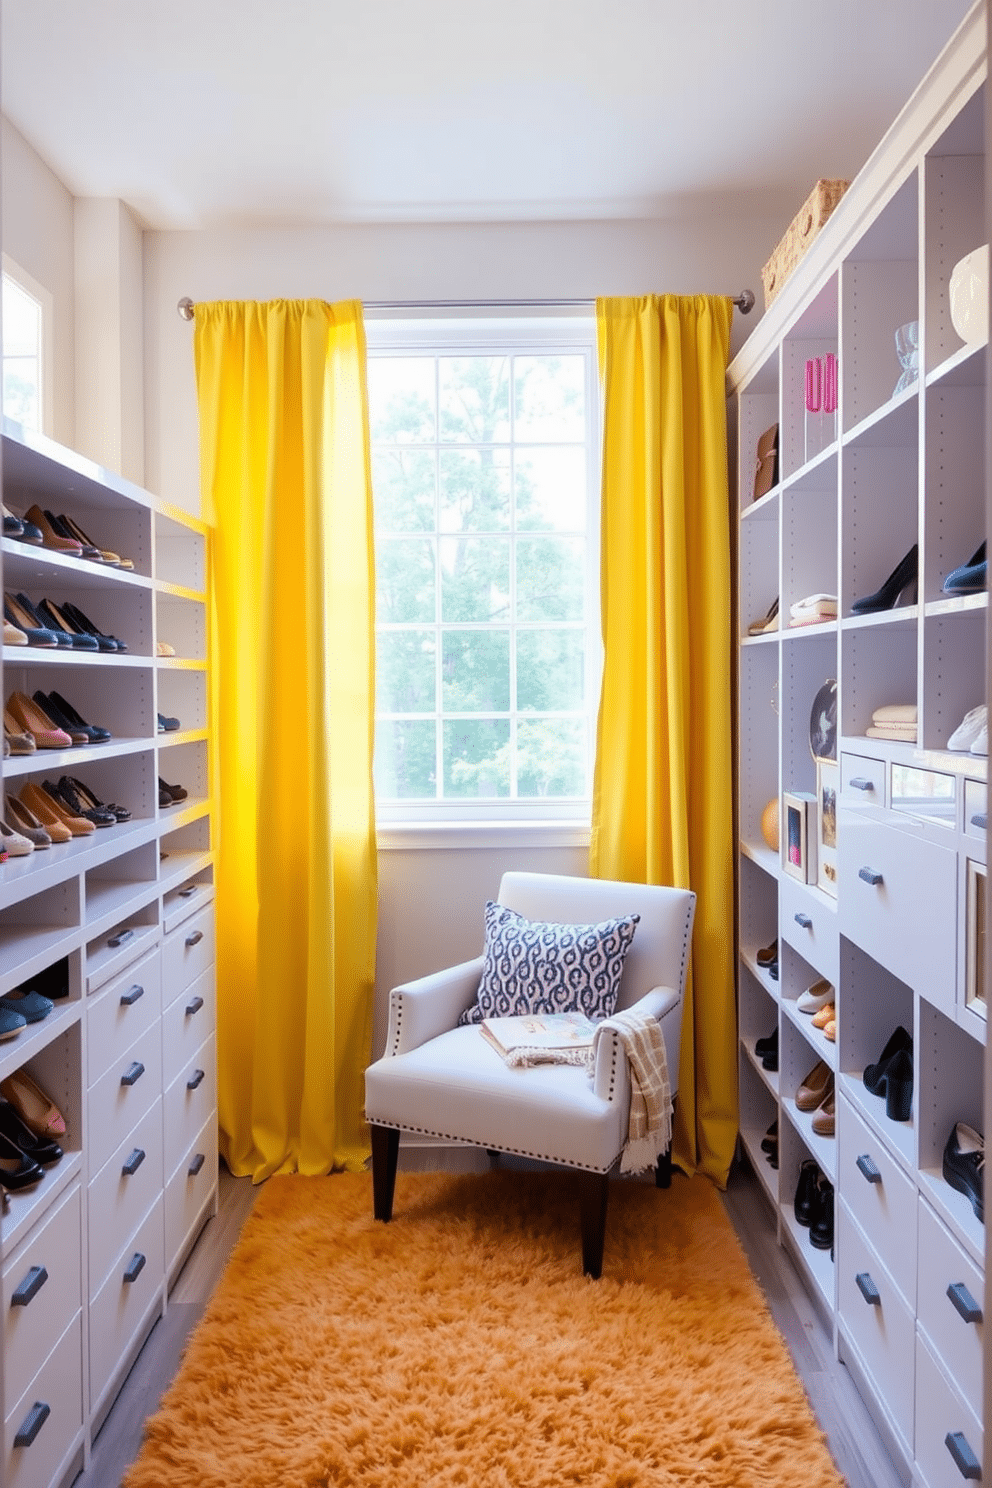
{"left": 165, "top": 1113, "right": 218, "bottom": 1278}
{"left": 841, "top": 752, "right": 886, "bottom": 809}
{"left": 838, "top": 814, "right": 957, "bottom": 1001}
{"left": 87, "top": 1019, "right": 162, "bottom": 1175}
{"left": 86, "top": 944, "right": 162, "bottom": 1088}
{"left": 4, "top": 1313, "right": 83, "bottom": 1488}
{"left": 3, "top": 1184, "right": 82, "bottom": 1413}
{"left": 164, "top": 1031, "right": 216, "bottom": 1178}
{"left": 914, "top": 1331, "right": 983, "bottom": 1488}
{"left": 917, "top": 1199, "right": 984, "bottom": 1422}
{"left": 780, "top": 877, "right": 838, "bottom": 984}
{"left": 162, "top": 966, "right": 215, "bottom": 1088}
{"left": 162, "top": 904, "right": 215, "bottom": 1010}
{"left": 88, "top": 1097, "right": 164, "bottom": 1297}
{"left": 838, "top": 1201, "right": 914, "bottom": 1448}
{"left": 837, "top": 1094, "right": 917, "bottom": 1306}
{"left": 88, "top": 1197, "right": 164, "bottom": 1412}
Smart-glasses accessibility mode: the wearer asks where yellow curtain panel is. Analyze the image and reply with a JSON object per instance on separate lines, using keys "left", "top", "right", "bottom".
{"left": 591, "top": 294, "right": 737, "bottom": 1186}
{"left": 193, "top": 299, "right": 377, "bottom": 1180}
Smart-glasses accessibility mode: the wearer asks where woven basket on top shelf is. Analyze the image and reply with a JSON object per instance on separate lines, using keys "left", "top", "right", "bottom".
{"left": 761, "top": 179, "right": 850, "bottom": 309}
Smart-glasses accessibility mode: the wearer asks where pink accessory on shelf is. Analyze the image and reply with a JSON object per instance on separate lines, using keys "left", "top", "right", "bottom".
{"left": 804, "top": 358, "right": 822, "bottom": 412}
{"left": 824, "top": 353, "right": 838, "bottom": 413}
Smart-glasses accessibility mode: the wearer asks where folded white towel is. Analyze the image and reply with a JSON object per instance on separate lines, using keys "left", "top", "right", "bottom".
{"left": 871, "top": 702, "right": 917, "bottom": 724}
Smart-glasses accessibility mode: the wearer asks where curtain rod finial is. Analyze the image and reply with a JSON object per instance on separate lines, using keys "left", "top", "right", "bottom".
{"left": 177, "top": 297, "right": 195, "bottom": 321}
{"left": 736, "top": 289, "right": 755, "bottom": 314}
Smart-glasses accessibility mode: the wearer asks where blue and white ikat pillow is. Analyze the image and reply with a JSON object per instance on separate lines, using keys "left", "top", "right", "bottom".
{"left": 460, "top": 901, "right": 640, "bottom": 1024}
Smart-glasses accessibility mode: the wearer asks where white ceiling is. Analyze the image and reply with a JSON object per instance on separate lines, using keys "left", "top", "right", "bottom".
{"left": 0, "top": 0, "right": 978, "bottom": 232}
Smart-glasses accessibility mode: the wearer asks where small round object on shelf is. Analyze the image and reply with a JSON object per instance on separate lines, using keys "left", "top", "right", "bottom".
{"left": 760, "top": 798, "right": 779, "bottom": 852}
{"left": 949, "top": 244, "right": 988, "bottom": 345}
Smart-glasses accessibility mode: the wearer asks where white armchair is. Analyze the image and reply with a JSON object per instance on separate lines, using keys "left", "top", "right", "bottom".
{"left": 364, "top": 871, "right": 696, "bottom": 1276}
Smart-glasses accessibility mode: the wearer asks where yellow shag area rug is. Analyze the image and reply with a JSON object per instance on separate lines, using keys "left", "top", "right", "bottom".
{"left": 125, "top": 1169, "right": 845, "bottom": 1488}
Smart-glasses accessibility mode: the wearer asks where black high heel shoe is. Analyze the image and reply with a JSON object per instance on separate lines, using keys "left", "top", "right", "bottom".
{"left": 0, "top": 1130, "right": 44, "bottom": 1189}
{"left": 59, "top": 600, "right": 126, "bottom": 653}
{"left": 863, "top": 1025, "right": 913, "bottom": 1093}
{"left": 850, "top": 543, "right": 918, "bottom": 614}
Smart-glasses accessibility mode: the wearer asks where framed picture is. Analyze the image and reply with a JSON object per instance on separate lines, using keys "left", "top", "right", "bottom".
{"left": 966, "top": 858, "right": 986, "bottom": 1015}
{"left": 782, "top": 791, "right": 817, "bottom": 883}
{"left": 817, "top": 760, "right": 839, "bottom": 898}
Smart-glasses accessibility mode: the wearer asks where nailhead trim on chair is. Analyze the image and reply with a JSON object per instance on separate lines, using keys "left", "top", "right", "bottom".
{"left": 374, "top": 1118, "right": 624, "bottom": 1174}
{"left": 388, "top": 990, "right": 405, "bottom": 1056}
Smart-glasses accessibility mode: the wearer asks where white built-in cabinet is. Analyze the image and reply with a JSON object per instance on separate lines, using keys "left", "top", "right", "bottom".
{"left": 730, "top": 5, "right": 988, "bottom": 1482}
{"left": 0, "top": 417, "right": 216, "bottom": 1488}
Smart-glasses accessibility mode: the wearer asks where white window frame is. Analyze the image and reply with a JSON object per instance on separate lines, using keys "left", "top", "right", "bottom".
{"left": 365, "top": 313, "right": 602, "bottom": 843}
{"left": 1, "top": 256, "right": 53, "bottom": 436}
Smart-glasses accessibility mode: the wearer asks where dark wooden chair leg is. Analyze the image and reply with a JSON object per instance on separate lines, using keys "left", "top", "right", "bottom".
{"left": 577, "top": 1171, "right": 609, "bottom": 1279}
{"left": 655, "top": 1144, "right": 673, "bottom": 1189}
{"left": 370, "top": 1124, "right": 400, "bottom": 1221}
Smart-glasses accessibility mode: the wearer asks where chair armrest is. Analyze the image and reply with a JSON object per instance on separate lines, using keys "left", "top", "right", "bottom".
{"left": 592, "top": 985, "right": 680, "bottom": 1102}
{"left": 382, "top": 956, "right": 484, "bottom": 1055}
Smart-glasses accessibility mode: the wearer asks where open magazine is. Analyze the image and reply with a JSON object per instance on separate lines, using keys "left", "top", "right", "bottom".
{"left": 480, "top": 1009, "right": 597, "bottom": 1058}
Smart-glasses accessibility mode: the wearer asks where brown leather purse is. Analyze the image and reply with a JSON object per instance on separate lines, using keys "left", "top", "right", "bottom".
{"left": 753, "top": 424, "right": 779, "bottom": 502}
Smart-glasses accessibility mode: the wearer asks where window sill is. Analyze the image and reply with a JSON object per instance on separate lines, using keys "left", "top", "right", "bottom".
{"left": 376, "top": 820, "right": 591, "bottom": 852}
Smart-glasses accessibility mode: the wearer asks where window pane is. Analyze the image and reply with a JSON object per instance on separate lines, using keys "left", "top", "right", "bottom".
{"left": 374, "top": 719, "right": 437, "bottom": 799}
{"left": 440, "top": 536, "right": 509, "bottom": 622}
{"left": 375, "top": 630, "right": 436, "bottom": 714}
{"left": 3, "top": 362, "right": 38, "bottom": 430}
{"left": 516, "top": 629, "right": 585, "bottom": 711}
{"left": 367, "top": 357, "right": 435, "bottom": 443}
{"left": 515, "top": 447, "right": 587, "bottom": 532}
{"left": 442, "top": 629, "right": 510, "bottom": 712}
{"left": 439, "top": 448, "right": 510, "bottom": 532}
{"left": 513, "top": 355, "right": 585, "bottom": 441}
{"left": 516, "top": 536, "right": 585, "bottom": 622}
{"left": 372, "top": 447, "right": 435, "bottom": 533}
{"left": 517, "top": 718, "right": 587, "bottom": 798}
{"left": 443, "top": 718, "right": 510, "bottom": 797}
{"left": 2, "top": 278, "right": 40, "bottom": 358}
{"left": 439, "top": 357, "right": 510, "bottom": 443}
{"left": 377, "top": 537, "right": 435, "bottom": 623}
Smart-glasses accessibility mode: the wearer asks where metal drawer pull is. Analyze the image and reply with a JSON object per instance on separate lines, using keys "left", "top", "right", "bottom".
{"left": 11, "top": 1265, "right": 48, "bottom": 1307}
{"left": 971, "top": 812, "right": 987, "bottom": 831}
{"left": 123, "top": 1252, "right": 146, "bottom": 1284}
{"left": 850, "top": 777, "right": 874, "bottom": 792}
{"left": 187, "top": 1068, "right": 205, "bottom": 1091}
{"left": 856, "top": 1154, "right": 881, "bottom": 1184}
{"left": 120, "top": 1061, "right": 145, "bottom": 1087}
{"left": 13, "top": 1401, "right": 50, "bottom": 1449}
{"left": 122, "top": 1148, "right": 146, "bottom": 1177}
{"left": 120, "top": 983, "right": 144, "bottom": 1007}
{"left": 108, "top": 927, "right": 134, "bottom": 948}
{"left": 794, "top": 913, "right": 812, "bottom": 929}
{"left": 179, "top": 884, "right": 198, "bottom": 898}
{"left": 185, "top": 929, "right": 204, "bottom": 948}
{"left": 186, "top": 995, "right": 204, "bottom": 1016}
{"left": 858, "top": 866, "right": 883, "bottom": 886}
{"left": 188, "top": 1152, "right": 206, "bottom": 1176}
{"left": 855, "top": 1272, "right": 880, "bottom": 1305}
{"left": 945, "top": 1431, "right": 981, "bottom": 1479}
{"left": 947, "top": 1281, "right": 983, "bottom": 1324}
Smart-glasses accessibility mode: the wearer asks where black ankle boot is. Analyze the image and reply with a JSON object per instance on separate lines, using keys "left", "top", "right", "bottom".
{"left": 851, "top": 543, "right": 918, "bottom": 614}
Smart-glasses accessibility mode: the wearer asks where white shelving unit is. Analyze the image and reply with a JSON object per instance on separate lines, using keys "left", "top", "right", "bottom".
{"left": 0, "top": 417, "right": 216, "bottom": 1488}
{"left": 730, "top": 6, "right": 987, "bottom": 1481}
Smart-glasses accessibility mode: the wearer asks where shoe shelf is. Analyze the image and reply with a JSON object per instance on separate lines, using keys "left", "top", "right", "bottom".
{"left": 730, "top": 8, "right": 987, "bottom": 1473}
{"left": 0, "top": 416, "right": 216, "bottom": 1482}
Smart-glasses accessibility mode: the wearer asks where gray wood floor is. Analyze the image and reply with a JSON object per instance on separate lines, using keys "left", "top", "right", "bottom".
{"left": 74, "top": 1155, "right": 906, "bottom": 1488}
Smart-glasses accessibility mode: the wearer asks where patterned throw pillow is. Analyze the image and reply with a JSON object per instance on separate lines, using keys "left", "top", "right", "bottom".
{"left": 460, "top": 901, "right": 640, "bottom": 1025}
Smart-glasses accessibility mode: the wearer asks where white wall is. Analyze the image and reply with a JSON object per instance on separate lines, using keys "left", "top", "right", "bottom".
{"left": 142, "top": 209, "right": 791, "bottom": 513}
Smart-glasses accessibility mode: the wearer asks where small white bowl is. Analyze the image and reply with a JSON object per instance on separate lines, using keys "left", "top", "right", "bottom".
{"left": 949, "top": 244, "right": 989, "bottom": 344}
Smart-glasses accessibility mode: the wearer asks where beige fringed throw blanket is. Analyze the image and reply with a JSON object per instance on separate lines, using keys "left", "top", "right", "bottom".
{"left": 593, "top": 1009, "right": 673, "bottom": 1174}
{"left": 508, "top": 1009, "right": 672, "bottom": 1174}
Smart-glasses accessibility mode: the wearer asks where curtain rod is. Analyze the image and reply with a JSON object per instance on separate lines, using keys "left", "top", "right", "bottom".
{"left": 177, "top": 290, "right": 756, "bottom": 320}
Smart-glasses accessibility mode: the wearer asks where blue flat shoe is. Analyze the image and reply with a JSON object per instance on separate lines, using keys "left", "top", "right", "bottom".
{"left": 0, "top": 988, "right": 53, "bottom": 1025}
{"left": 942, "top": 539, "right": 987, "bottom": 594}
{"left": 0, "top": 1005, "right": 27, "bottom": 1041}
